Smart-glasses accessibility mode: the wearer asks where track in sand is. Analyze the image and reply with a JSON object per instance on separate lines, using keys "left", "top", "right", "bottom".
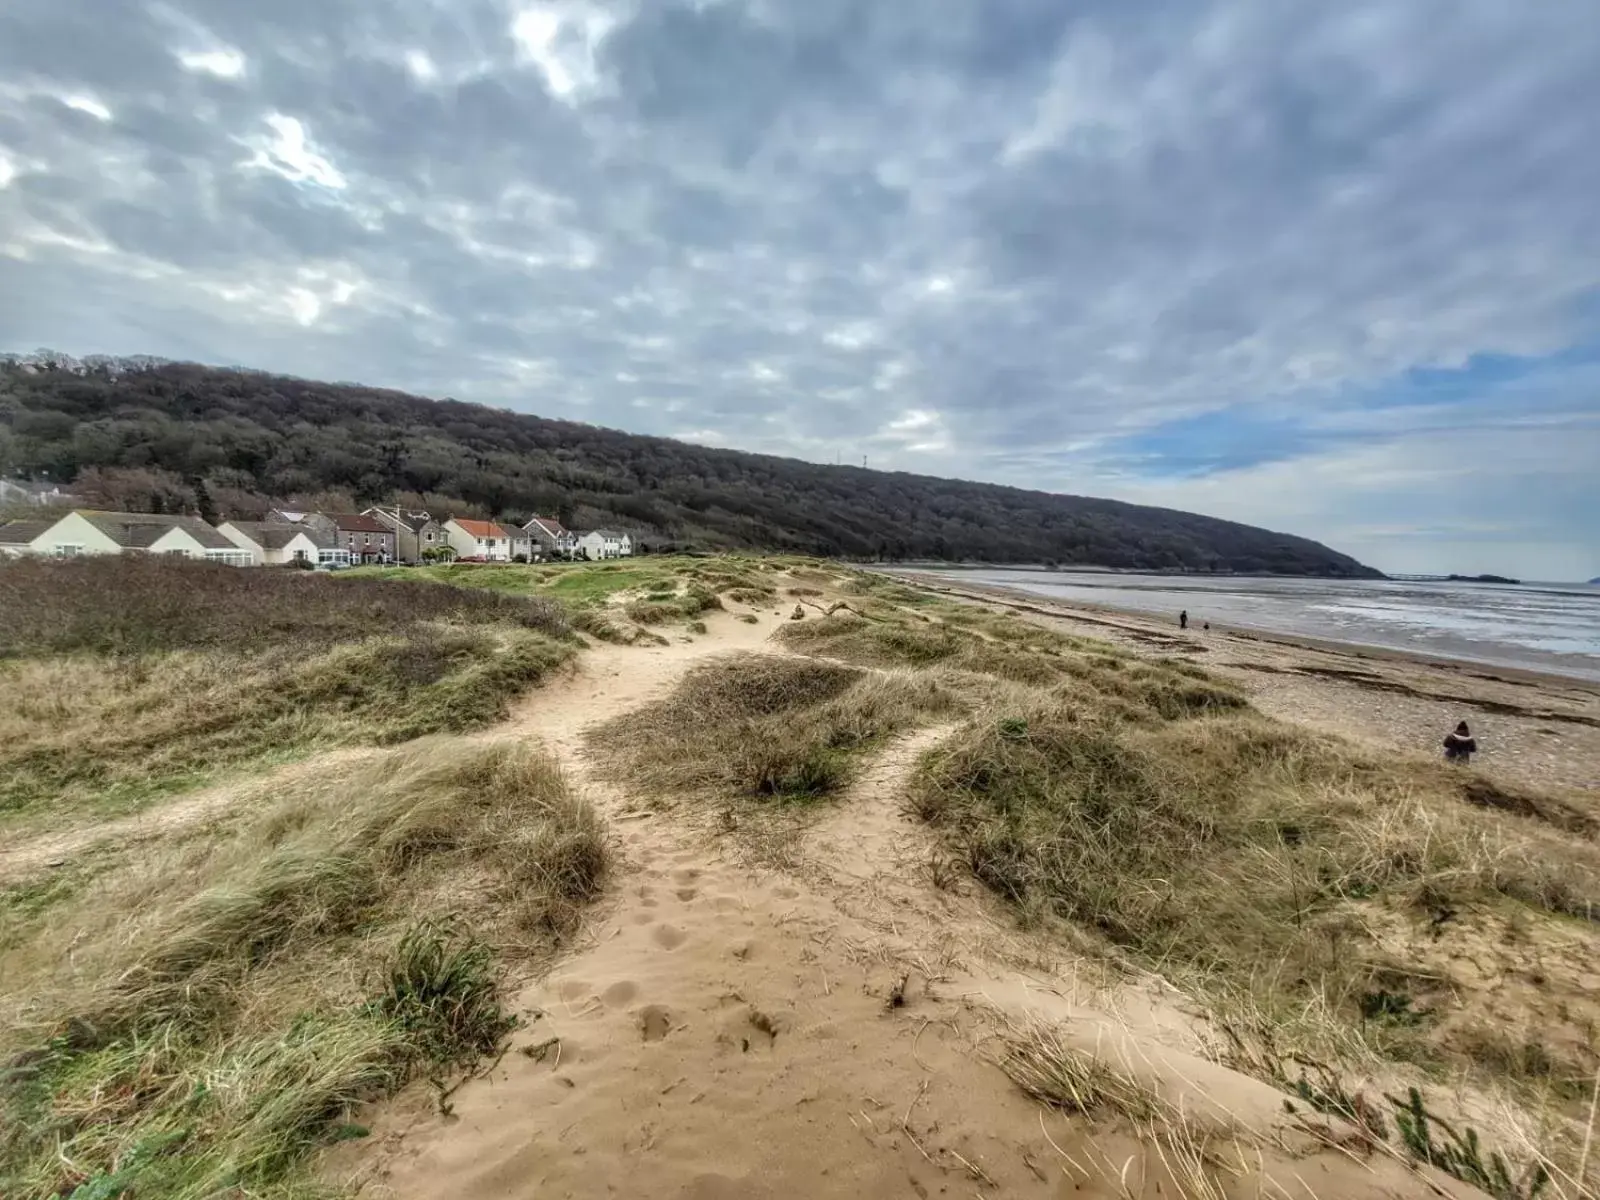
{"left": 325, "top": 606, "right": 1473, "bottom": 1200}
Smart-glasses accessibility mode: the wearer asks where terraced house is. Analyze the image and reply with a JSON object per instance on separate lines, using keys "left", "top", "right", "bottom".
{"left": 270, "top": 510, "right": 396, "bottom": 564}
{"left": 364, "top": 508, "right": 448, "bottom": 563}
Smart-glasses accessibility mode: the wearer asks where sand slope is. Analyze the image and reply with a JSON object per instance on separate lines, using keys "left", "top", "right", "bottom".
{"left": 329, "top": 608, "right": 1473, "bottom": 1200}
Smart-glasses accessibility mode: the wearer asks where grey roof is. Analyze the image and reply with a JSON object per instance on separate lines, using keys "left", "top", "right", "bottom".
{"left": 0, "top": 519, "right": 51, "bottom": 545}
{"left": 226, "top": 520, "right": 327, "bottom": 550}
{"left": 79, "top": 511, "right": 237, "bottom": 551}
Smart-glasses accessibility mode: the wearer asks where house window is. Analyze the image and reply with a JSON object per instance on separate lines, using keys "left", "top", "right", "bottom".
{"left": 293, "top": 549, "right": 307, "bottom": 562}
{"left": 364, "top": 534, "right": 371, "bottom": 545}
{"left": 165, "top": 550, "right": 188, "bottom": 559}
{"left": 426, "top": 532, "right": 434, "bottom": 541}
{"left": 51, "top": 544, "right": 84, "bottom": 558}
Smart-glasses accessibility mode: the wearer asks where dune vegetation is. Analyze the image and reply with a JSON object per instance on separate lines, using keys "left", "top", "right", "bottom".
{"left": 0, "top": 741, "right": 608, "bottom": 1199}
{"left": 0, "top": 557, "right": 575, "bottom": 825}
{"left": 4, "top": 553, "right": 1596, "bottom": 1198}
{"left": 595, "top": 568, "right": 1598, "bottom": 1197}
{"left": 348, "top": 554, "right": 780, "bottom": 645}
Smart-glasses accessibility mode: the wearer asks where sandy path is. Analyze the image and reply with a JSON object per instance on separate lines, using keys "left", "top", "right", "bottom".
{"left": 329, "top": 613, "right": 1468, "bottom": 1199}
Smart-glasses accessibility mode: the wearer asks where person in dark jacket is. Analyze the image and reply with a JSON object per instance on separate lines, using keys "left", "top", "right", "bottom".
{"left": 1179, "top": 610, "right": 1188, "bottom": 630}
{"left": 1443, "top": 721, "right": 1477, "bottom": 763}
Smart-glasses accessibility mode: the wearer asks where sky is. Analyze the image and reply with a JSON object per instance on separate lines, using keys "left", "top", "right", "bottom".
{"left": 1, "top": 1, "right": 1598, "bottom": 580}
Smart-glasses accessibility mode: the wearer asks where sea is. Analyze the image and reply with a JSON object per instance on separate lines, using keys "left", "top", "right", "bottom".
{"left": 898, "top": 569, "right": 1600, "bottom": 684}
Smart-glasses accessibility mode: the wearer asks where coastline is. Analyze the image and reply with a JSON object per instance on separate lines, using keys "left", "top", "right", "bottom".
{"left": 894, "top": 570, "right": 1600, "bottom": 796}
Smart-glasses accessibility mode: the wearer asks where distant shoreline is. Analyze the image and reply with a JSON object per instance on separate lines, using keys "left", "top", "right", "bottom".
{"left": 886, "top": 569, "right": 1600, "bottom": 693}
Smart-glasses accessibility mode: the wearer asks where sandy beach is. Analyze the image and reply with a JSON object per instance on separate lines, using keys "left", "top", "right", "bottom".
{"left": 895, "top": 571, "right": 1600, "bottom": 798}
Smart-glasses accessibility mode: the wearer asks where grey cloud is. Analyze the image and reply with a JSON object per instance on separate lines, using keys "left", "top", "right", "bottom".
{"left": 1, "top": 0, "right": 1598, "bottom": 574}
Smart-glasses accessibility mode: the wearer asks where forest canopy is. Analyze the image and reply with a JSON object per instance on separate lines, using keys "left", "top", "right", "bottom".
{"left": 0, "top": 355, "right": 1378, "bottom": 575}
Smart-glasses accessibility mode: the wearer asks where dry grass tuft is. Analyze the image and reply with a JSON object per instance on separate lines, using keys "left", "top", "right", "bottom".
{"left": 1001, "top": 1017, "right": 1242, "bottom": 1199}
{"left": 589, "top": 653, "right": 961, "bottom": 806}
{"left": 913, "top": 697, "right": 1600, "bottom": 1068}
{"left": 0, "top": 627, "right": 574, "bottom": 821}
{"left": 0, "top": 741, "right": 607, "bottom": 1199}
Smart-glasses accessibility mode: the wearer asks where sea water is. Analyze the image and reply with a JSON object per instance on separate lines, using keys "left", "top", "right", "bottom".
{"left": 904, "top": 570, "right": 1600, "bottom": 684}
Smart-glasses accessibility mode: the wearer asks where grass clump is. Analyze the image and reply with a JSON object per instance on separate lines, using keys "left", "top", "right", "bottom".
{"left": 623, "top": 583, "right": 723, "bottom": 626}
{"left": 0, "top": 741, "right": 607, "bottom": 1199}
{"left": 375, "top": 922, "right": 517, "bottom": 1068}
{"left": 911, "top": 684, "right": 1600, "bottom": 1180}
{"left": 590, "top": 654, "right": 958, "bottom": 806}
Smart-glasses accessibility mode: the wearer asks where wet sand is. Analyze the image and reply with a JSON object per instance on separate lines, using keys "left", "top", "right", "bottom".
{"left": 895, "top": 572, "right": 1600, "bottom": 797}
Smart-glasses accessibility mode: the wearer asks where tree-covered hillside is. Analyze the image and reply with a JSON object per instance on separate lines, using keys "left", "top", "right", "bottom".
{"left": 0, "top": 356, "right": 1378, "bottom": 574}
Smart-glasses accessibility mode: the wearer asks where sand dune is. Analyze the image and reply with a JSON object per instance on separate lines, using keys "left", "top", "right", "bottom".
{"left": 327, "top": 604, "right": 1475, "bottom": 1199}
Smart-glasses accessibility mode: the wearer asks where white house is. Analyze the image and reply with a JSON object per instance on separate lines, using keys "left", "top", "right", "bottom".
{"left": 443, "top": 518, "right": 516, "bottom": 561}
{"left": 0, "top": 510, "right": 252, "bottom": 564}
{"left": 217, "top": 520, "right": 326, "bottom": 566}
{"left": 573, "top": 529, "right": 633, "bottom": 560}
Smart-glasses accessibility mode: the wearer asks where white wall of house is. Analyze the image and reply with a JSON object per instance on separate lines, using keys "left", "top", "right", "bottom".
{"left": 25, "top": 512, "right": 123, "bottom": 557}
{"left": 443, "top": 521, "right": 514, "bottom": 561}
{"left": 217, "top": 523, "right": 268, "bottom": 565}
{"left": 146, "top": 527, "right": 218, "bottom": 559}
{"left": 273, "top": 532, "right": 321, "bottom": 566}
{"left": 573, "top": 532, "right": 617, "bottom": 560}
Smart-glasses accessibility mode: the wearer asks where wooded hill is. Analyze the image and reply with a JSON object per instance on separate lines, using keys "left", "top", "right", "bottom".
{"left": 0, "top": 356, "right": 1378, "bottom": 574}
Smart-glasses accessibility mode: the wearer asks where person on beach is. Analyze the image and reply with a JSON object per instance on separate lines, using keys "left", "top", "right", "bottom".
{"left": 1443, "top": 721, "right": 1477, "bottom": 763}
{"left": 1179, "top": 610, "right": 1188, "bottom": 630}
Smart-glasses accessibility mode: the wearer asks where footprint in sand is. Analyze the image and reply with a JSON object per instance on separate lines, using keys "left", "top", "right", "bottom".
{"left": 772, "top": 885, "right": 799, "bottom": 900}
{"left": 672, "top": 867, "right": 702, "bottom": 885}
{"left": 602, "top": 980, "right": 639, "bottom": 1006}
{"left": 675, "top": 887, "right": 698, "bottom": 901}
{"left": 639, "top": 1004, "right": 673, "bottom": 1042}
{"left": 652, "top": 924, "right": 688, "bottom": 950}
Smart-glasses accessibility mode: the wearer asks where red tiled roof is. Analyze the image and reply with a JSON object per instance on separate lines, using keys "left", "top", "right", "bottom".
{"left": 451, "top": 518, "right": 508, "bottom": 538}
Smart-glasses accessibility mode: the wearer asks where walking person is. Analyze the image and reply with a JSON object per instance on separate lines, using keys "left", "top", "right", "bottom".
{"left": 1443, "top": 721, "right": 1477, "bottom": 764}
{"left": 1179, "top": 609, "right": 1188, "bottom": 631}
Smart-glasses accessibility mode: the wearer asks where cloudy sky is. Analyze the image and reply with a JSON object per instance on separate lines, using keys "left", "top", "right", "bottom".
{"left": 2, "top": 1, "right": 1598, "bottom": 578}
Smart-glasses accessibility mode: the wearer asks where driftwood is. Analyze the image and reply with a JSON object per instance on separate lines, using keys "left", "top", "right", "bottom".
{"left": 794, "top": 599, "right": 884, "bottom": 621}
